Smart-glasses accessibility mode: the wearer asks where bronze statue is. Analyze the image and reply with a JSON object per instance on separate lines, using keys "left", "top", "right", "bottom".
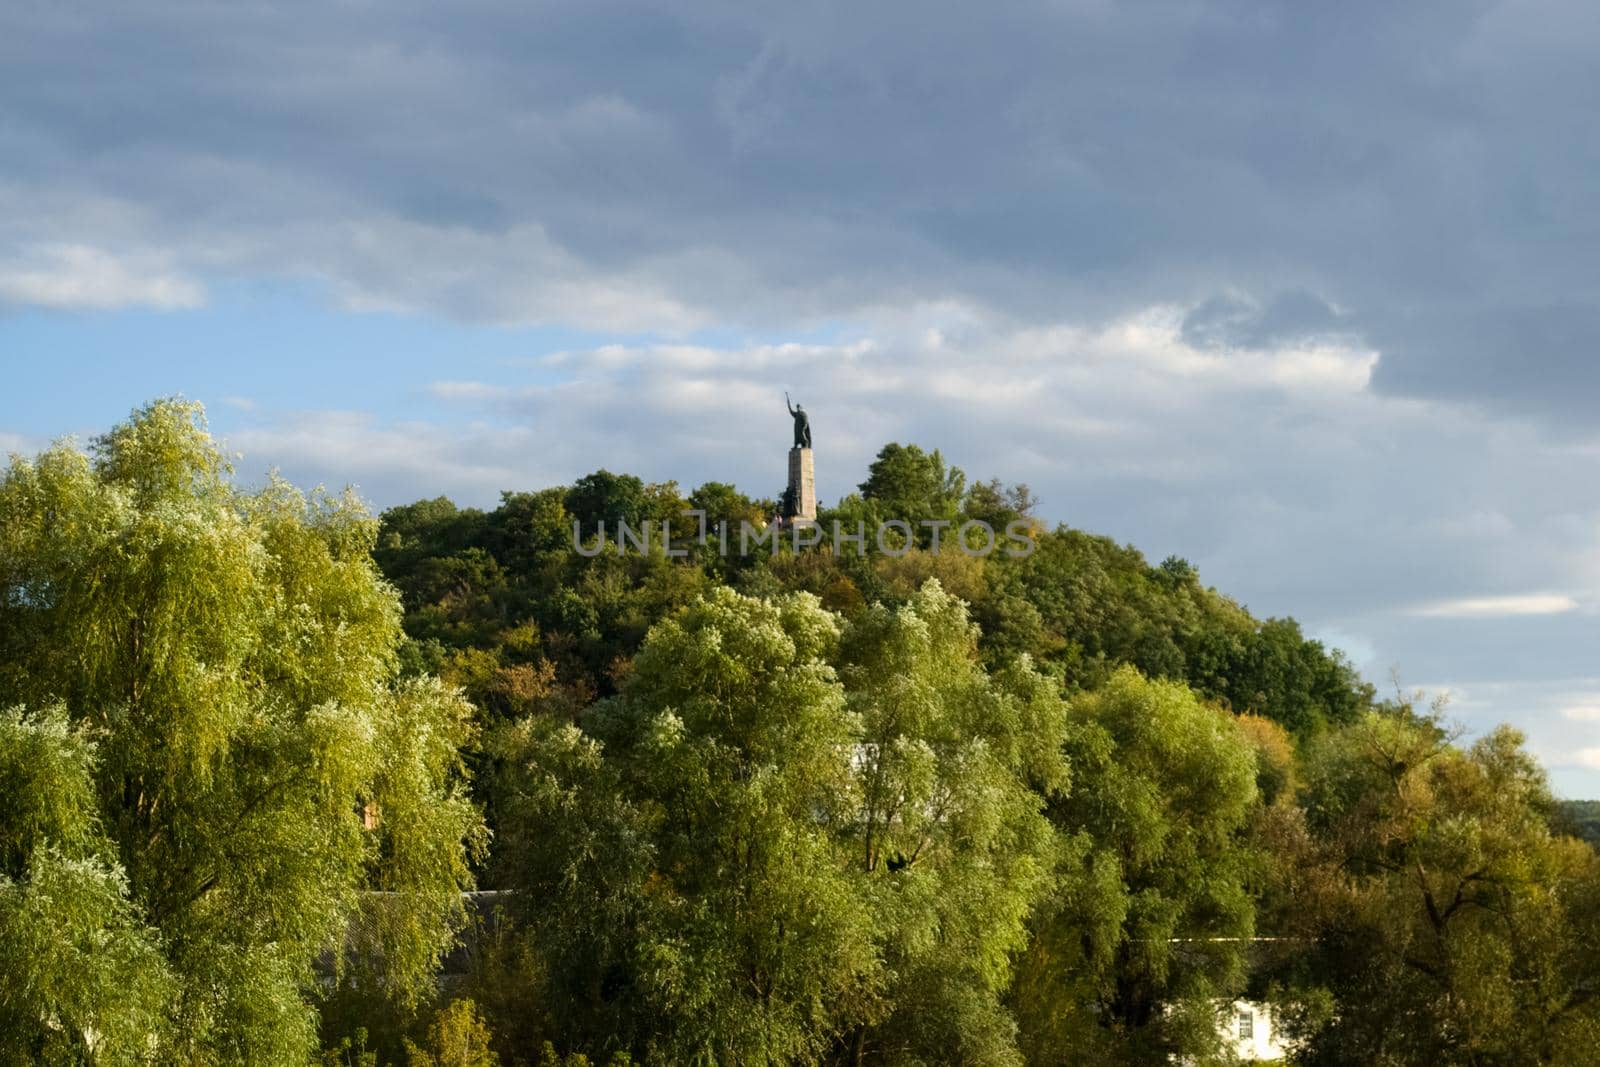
{"left": 785, "top": 391, "right": 812, "bottom": 449}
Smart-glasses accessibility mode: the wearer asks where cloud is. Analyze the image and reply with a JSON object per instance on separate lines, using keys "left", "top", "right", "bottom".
{"left": 0, "top": 431, "right": 42, "bottom": 457}
{"left": 1, "top": 1, "right": 1599, "bottom": 417}
{"left": 1181, "top": 291, "right": 1355, "bottom": 352}
{"left": 0, "top": 244, "right": 203, "bottom": 311}
{"left": 1408, "top": 594, "right": 1580, "bottom": 619}
{"left": 419, "top": 306, "right": 1388, "bottom": 507}
{"left": 223, "top": 411, "right": 550, "bottom": 508}
{"left": 1561, "top": 704, "right": 1600, "bottom": 722}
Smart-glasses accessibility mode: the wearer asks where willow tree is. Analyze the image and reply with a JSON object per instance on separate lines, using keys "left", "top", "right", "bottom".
{"left": 1013, "top": 667, "right": 1261, "bottom": 1066}
{"left": 0, "top": 704, "right": 174, "bottom": 1064}
{"left": 498, "top": 587, "right": 879, "bottom": 1064}
{"left": 0, "top": 399, "right": 484, "bottom": 1063}
{"left": 836, "top": 581, "right": 1068, "bottom": 1066}
{"left": 497, "top": 582, "right": 1068, "bottom": 1066}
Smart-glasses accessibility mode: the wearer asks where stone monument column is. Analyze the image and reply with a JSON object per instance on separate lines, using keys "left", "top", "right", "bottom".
{"left": 787, "top": 445, "right": 816, "bottom": 522}
{"left": 783, "top": 392, "right": 817, "bottom": 523}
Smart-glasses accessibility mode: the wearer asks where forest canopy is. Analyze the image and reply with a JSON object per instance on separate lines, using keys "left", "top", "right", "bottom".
{"left": 3, "top": 400, "right": 1595, "bottom": 1067}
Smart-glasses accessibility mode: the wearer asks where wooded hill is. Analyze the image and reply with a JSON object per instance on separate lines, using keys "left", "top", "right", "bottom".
{"left": 3, "top": 400, "right": 1596, "bottom": 1067}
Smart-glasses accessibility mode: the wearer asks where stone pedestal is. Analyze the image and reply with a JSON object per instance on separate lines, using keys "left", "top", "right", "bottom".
{"left": 787, "top": 447, "right": 816, "bottom": 521}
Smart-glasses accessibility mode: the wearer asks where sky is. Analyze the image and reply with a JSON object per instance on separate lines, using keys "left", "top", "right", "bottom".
{"left": 3, "top": 1, "right": 1600, "bottom": 792}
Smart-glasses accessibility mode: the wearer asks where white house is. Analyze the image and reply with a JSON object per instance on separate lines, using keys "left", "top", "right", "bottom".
{"left": 1222, "top": 1000, "right": 1287, "bottom": 1064}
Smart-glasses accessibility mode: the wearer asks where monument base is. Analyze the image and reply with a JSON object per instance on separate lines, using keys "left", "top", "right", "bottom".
{"left": 787, "top": 447, "right": 816, "bottom": 522}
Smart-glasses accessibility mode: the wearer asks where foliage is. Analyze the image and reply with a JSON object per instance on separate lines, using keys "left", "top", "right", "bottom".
{"left": 0, "top": 399, "right": 485, "bottom": 1063}
{"left": 497, "top": 583, "right": 1073, "bottom": 1065}
{"left": 835, "top": 582, "right": 1068, "bottom": 1065}
{"left": 857, "top": 443, "right": 966, "bottom": 537}
{"left": 1013, "top": 668, "right": 1261, "bottom": 1066}
{"left": 498, "top": 588, "right": 878, "bottom": 1064}
{"left": 0, "top": 704, "right": 174, "bottom": 1063}
{"left": 1557, "top": 798, "right": 1600, "bottom": 847}
{"left": 1271, "top": 707, "right": 1600, "bottom": 1065}
{"left": 16, "top": 406, "right": 1580, "bottom": 1066}
{"left": 405, "top": 999, "right": 500, "bottom": 1067}
{"left": 353, "top": 436, "right": 1390, "bottom": 1063}
{"left": 375, "top": 443, "right": 1372, "bottom": 750}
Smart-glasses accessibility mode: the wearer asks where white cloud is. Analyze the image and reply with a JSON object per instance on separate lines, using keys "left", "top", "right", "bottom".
{"left": 0, "top": 431, "right": 42, "bottom": 457}
{"left": 232, "top": 302, "right": 1392, "bottom": 518}
{"left": 0, "top": 244, "right": 203, "bottom": 311}
{"left": 223, "top": 412, "right": 549, "bottom": 508}
{"left": 1407, "top": 594, "right": 1579, "bottom": 619}
{"left": 1083, "top": 309, "right": 1379, "bottom": 394}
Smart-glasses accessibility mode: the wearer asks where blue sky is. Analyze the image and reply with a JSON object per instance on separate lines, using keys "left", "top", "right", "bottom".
{"left": 4, "top": 0, "right": 1600, "bottom": 792}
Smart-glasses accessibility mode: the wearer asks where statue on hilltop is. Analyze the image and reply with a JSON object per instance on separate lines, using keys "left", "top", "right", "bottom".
{"left": 785, "top": 391, "right": 812, "bottom": 450}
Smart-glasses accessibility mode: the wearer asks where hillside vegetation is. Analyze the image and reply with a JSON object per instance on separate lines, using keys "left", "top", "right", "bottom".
{"left": 3, "top": 400, "right": 1597, "bottom": 1067}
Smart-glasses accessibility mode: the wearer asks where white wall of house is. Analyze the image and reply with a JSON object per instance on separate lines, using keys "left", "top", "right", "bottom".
{"left": 1222, "top": 1000, "right": 1287, "bottom": 1063}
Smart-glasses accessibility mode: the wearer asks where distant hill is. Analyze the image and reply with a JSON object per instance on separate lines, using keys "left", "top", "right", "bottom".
{"left": 373, "top": 442, "right": 1376, "bottom": 739}
{"left": 1558, "top": 799, "right": 1600, "bottom": 846}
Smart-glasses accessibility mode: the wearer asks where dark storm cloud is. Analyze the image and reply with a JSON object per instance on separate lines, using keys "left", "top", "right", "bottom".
{"left": 3, "top": 0, "right": 1599, "bottom": 415}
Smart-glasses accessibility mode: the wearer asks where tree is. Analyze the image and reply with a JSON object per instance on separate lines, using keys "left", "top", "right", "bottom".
{"left": 687, "top": 481, "right": 761, "bottom": 533}
{"left": 1206, "top": 617, "right": 1371, "bottom": 734}
{"left": 498, "top": 588, "right": 879, "bottom": 1064}
{"left": 0, "top": 399, "right": 485, "bottom": 1063}
{"left": 565, "top": 471, "right": 650, "bottom": 534}
{"left": 963, "top": 478, "right": 1037, "bottom": 532}
{"left": 481, "top": 489, "right": 573, "bottom": 567}
{"left": 1014, "top": 667, "right": 1260, "bottom": 1066}
{"left": 1276, "top": 707, "right": 1600, "bottom": 1066}
{"left": 405, "top": 999, "right": 501, "bottom": 1067}
{"left": 0, "top": 704, "right": 174, "bottom": 1062}
{"left": 836, "top": 582, "right": 1068, "bottom": 1066}
{"left": 858, "top": 444, "right": 966, "bottom": 536}
{"left": 498, "top": 581, "right": 1072, "bottom": 1066}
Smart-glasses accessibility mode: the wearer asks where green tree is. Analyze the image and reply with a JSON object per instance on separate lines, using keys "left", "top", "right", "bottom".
{"left": 481, "top": 489, "right": 573, "bottom": 571}
{"left": 687, "top": 481, "right": 761, "bottom": 533}
{"left": 1557, "top": 798, "right": 1600, "bottom": 847}
{"left": 1205, "top": 617, "right": 1370, "bottom": 735}
{"left": 1277, "top": 708, "right": 1600, "bottom": 1066}
{"left": 1014, "top": 668, "right": 1260, "bottom": 1066}
{"left": 566, "top": 471, "right": 650, "bottom": 534}
{"left": 499, "top": 588, "right": 879, "bottom": 1064}
{"left": 962, "top": 478, "right": 1037, "bottom": 532}
{"left": 858, "top": 444, "right": 966, "bottom": 537}
{"left": 406, "top": 999, "right": 500, "bottom": 1067}
{"left": 0, "top": 400, "right": 485, "bottom": 1063}
{"left": 499, "top": 582, "right": 1072, "bottom": 1066}
{"left": 836, "top": 582, "right": 1068, "bottom": 1066}
{"left": 0, "top": 704, "right": 175, "bottom": 1062}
